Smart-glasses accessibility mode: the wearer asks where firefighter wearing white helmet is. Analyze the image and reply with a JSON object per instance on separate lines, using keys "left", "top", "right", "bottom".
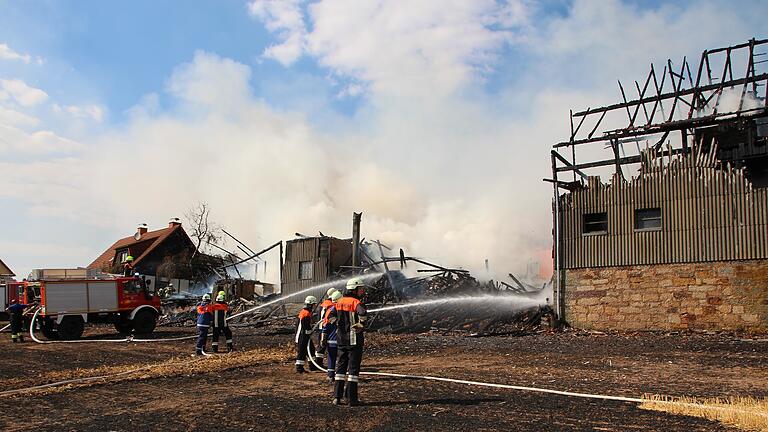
{"left": 295, "top": 295, "right": 319, "bottom": 373}
{"left": 315, "top": 287, "right": 340, "bottom": 371}
{"left": 328, "top": 276, "right": 368, "bottom": 406}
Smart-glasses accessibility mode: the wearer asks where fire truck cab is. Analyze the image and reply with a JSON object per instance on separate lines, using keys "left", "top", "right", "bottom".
{"left": 37, "top": 276, "right": 160, "bottom": 340}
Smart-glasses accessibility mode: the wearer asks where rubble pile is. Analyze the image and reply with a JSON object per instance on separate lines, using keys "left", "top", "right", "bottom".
{"left": 368, "top": 271, "right": 554, "bottom": 336}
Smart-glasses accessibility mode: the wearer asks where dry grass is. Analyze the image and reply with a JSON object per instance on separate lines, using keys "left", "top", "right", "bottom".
{"left": 641, "top": 394, "right": 768, "bottom": 431}
{"left": 3, "top": 347, "right": 292, "bottom": 397}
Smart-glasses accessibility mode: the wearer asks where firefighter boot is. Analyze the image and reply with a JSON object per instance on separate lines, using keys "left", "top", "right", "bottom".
{"left": 226, "top": 341, "right": 233, "bottom": 352}
{"left": 18, "top": 334, "right": 24, "bottom": 343}
{"left": 347, "top": 382, "right": 360, "bottom": 407}
{"left": 11, "top": 333, "right": 18, "bottom": 343}
{"left": 212, "top": 343, "right": 219, "bottom": 353}
{"left": 309, "top": 361, "right": 319, "bottom": 372}
{"left": 333, "top": 379, "right": 346, "bottom": 405}
{"left": 314, "top": 355, "right": 325, "bottom": 370}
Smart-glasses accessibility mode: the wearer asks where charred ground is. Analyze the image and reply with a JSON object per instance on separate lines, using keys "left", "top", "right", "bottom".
{"left": 0, "top": 326, "right": 765, "bottom": 431}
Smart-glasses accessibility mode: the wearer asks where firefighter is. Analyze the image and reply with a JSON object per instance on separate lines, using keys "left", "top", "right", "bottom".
{"left": 123, "top": 255, "right": 134, "bottom": 277}
{"left": 194, "top": 294, "right": 213, "bottom": 356}
{"left": 328, "top": 277, "right": 367, "bottom": 406}
{"left": 295, "top": 295, "right": 318, "bottom": 373}
{"left": 211, "top": 292, "right": 234, "bottom": 353}
{"left": 320, "top": 290, "right": 343, "bottom": 382}
{"left": 315, "top": 287, "right": 339, "bottom": 369}
{"left": 5, "top": 299, "right": 31, "bottom": 343}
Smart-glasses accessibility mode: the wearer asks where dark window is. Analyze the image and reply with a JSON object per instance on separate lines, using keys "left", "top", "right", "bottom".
{"left": 583, "top": 212, "right": 608, "bottom": 234}
{"left": 117, "top": 250, "right": 129, "bottom": 264}
{"left": 635, "top": 208, "right": 662, "bottom": 231}
{"left": 123, "top": 280, "right": 141, "bottom": 294}
{"left": 299, "top": 261, "right": 313, "bottom": 280}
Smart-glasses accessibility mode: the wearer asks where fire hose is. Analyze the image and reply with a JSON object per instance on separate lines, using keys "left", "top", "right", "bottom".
{"left": 27, "top": 308, "right": 198, "bottom": 345}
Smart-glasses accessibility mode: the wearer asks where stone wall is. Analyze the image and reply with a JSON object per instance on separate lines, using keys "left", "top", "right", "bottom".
{"left": 564, "top": 260, "right": 768, "bottom": 332}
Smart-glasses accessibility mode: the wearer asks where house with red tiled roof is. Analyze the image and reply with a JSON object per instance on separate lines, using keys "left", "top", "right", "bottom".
{"left": 88, "top": 219, "right": 198, "bottom": 292}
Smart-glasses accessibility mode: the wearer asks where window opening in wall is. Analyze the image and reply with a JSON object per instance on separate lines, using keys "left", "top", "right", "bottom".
{"left": 117, "top": 250, "right": 128, "bottom": 263}
{"left": 583, "top": 212, "right": 608, "bottom": 234}
{"left": 299, "top": 261, "right": 313, "bottom": 280}
{"left": 634, "top": 208, "right": 662, "bottom": 231}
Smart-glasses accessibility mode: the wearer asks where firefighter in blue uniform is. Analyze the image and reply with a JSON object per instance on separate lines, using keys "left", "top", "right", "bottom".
{"left": 6, "top": 299, "right": 31, "bottom": 343}
{"left": 320, "top": 290, "right": 343, "bottom": 382}
{"left": 194, "top": 294, "right": 213, "bottom": 355}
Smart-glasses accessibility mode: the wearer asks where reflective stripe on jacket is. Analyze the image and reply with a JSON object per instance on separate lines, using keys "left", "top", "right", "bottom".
{"left": 328, "top": 296, "right": 366, "bottom": 347}
{"left": 212, "top": 302, "right": 229, "bottom": 328}
{"left": 294, "top": 308, "right": 313, "bottom": 343}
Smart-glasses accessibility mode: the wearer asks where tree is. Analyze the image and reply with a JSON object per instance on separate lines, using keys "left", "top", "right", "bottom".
{"left": 184, "top": 202, "right": 222, "bottom": 263}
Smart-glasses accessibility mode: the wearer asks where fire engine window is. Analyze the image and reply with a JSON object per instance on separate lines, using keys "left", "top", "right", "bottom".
{"left": 583, "top": 212, "right": 608, "bottom": 234}
{"left": 299, "top": 261, "right": 313, "bottom": 280}
{"left": 124, "top": 280, "right": 141, "bottom": 293}
{"left": 635, "top": 208, "right": 662, "bottom": 231}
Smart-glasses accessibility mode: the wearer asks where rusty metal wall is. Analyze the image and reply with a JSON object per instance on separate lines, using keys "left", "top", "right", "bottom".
{"left": 560, "top": 152, "right": 768, "bottom": 269}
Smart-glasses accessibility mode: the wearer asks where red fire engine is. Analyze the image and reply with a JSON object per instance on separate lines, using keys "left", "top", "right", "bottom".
{"left": 35, "top": 276, "right": 161, "bottom": 340}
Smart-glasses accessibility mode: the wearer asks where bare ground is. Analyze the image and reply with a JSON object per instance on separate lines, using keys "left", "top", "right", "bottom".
{"left": 0, "top": 326, "right": 766, "bottom": 431}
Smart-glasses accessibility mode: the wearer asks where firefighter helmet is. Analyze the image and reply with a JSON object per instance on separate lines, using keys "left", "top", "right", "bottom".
{"left": 202, "top": 294, "right": 211, "bottom": 301}
{"left": 330, "top": 291, "right": 343, "bottom": 302}
{"left": 304, "top": 295, "right": 318, "bottom": 305}
{"left": 344, "top": 277, "right": 366, "bottom": 295}
{"left": 216, "top": 292, "right": 225, "bottom": 302}
{"left": 126, "top": 255, "right": 134, "bottom": 262}
{"left": 326, "top": 287, "right": 339, "bottom": 298}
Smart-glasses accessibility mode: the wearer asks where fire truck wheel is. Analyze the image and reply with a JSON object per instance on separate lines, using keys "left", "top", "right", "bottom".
{"left": 40, "top": 319, "right": 58, "bottom": 339}
{"left": 114, "top": 319, "right": 133, "bottom": 334}
{"left": 58, "top": 316, "right": 85, "bottom": 340}
{"left": 132, "top": 309, "right": 157, "bottom": 334}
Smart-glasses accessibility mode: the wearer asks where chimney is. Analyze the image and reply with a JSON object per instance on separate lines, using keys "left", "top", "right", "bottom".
{"left": 351, "top": 212, "right": 362, "bottom": 271}
{"left": 168, "top": 217, "right": 182, "bottom": 228}
{"left": 137, "top": 223, "right": 148, "bottom": 236}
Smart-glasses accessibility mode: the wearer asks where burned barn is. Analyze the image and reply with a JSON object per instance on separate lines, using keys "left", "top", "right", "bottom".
{"left": 549, "top": 39, "right": 768, "bottom": 331}
{"left": 281, "top": 235, "right": 353, "bottom": 298}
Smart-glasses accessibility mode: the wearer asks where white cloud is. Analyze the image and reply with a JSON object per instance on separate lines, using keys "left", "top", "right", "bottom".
{"left": 0, "top": 43, "right": 44, "bottom": 65}
{"left": 0, "top": 79, "right": 48, "bottom": 107}
{"left": 251, "top": 0, "right": 530, "bottom": 97}
{"left": 0, "top": 124, "right": 85, "bottom": 155}
{"left": 166, "top": 51, "right": 252, "bottom": 113}
{"left": 0, "top": 106, "right": 39, "bottom": 127}
{"left": 248, "top": 0, "right": 306, "bottom": 65}
{"left": 52, "top": 103, "right": 106, "bottom": 122}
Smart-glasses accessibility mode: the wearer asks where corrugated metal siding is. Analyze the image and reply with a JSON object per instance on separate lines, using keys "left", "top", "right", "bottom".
{"left": 560, "top": 152, "right": 768, "bottom": 269}
{"left": 281, "top": 238, "right": 331, "bottom": 298}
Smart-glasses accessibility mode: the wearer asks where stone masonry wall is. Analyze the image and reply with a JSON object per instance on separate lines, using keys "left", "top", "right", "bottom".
{"left": 564, "top": 260, "right": 768, "bottom": 332}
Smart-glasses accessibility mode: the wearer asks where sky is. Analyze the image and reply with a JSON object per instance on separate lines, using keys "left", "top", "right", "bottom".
{"left": 0, "top": 0, "right": 766, "bottom": 281}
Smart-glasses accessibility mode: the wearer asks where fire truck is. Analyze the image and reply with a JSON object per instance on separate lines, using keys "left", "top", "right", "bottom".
{"left": 34, "top": 275, "right": 161, "bottom": 340}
